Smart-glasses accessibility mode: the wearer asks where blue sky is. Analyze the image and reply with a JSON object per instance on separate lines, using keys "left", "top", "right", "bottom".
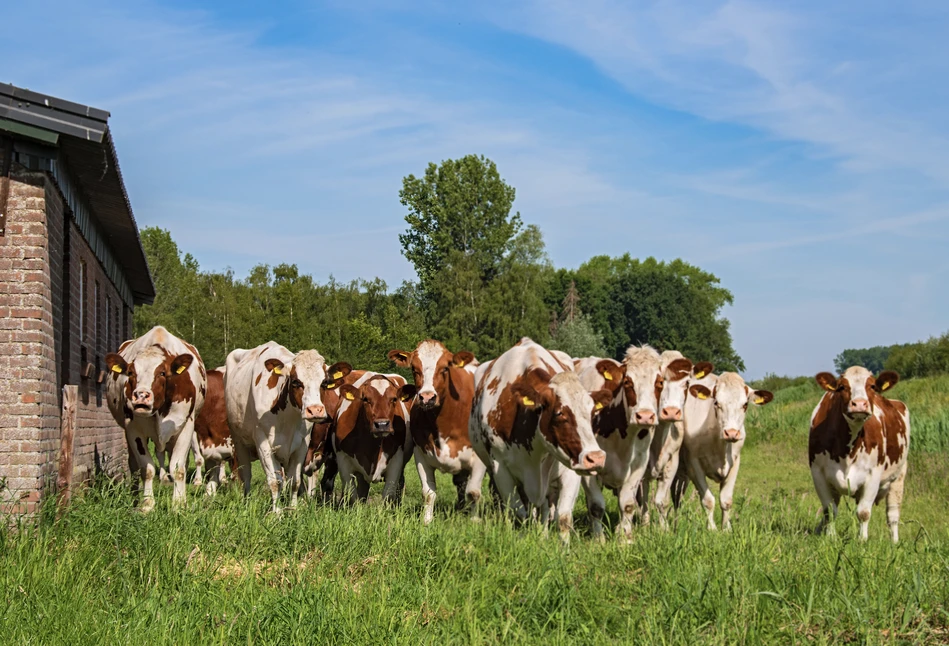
{"left": 6, "top": 0, "right": 949, "bottom": 378}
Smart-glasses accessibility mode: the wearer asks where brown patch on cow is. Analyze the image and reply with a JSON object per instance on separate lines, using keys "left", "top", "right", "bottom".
{"left": 593, "top": 402, "right": 628, "bottom": 439}
{"left": 487, "top": 372, "right": 544, "bottom": 450}
{"left": 255, "top": 373, "right": 262, "bottom": 386}
{"left": 267, "top": 371, "right": 280, "bottom": 390}
{"left": 665, "top": 358, "right": 692, "bottom": 381}
{"left": 135, "top": 437, "right": 147, "bottom": 456}
{"left": 637, "top": 427, "right": 649, "bottom": 440}
{"left": 196, "top": 370, "right": 231, "bottom": 451}
{"left": 163, "top": 353, "right": 198, "bottom": 418}
{"left": 540, "top": 404, "right": 583, "bottom": 463}
{"left": 486, "top": 376, "right": 501, "bottom": 395}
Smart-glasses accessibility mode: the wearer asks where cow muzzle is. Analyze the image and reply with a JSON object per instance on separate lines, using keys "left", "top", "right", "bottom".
{"left": 722, "top": 428, "right": 742, "bottom": 443}
{"left": 372, "top": 419, "right": 392, "bottom": 436}
{"left": 304, "top": 404, "right": 329, "bottom": 423}
{"left": 131, "top": 389, "right": 154, "bottom": 414}
{"left": 417, "top": 391, "right": 438, "bottom": 409}
{"left": 660, "top": 406, "right": 682, "bottom": 422}
{"left": 634, "top": 409, "right": 656, "bottom": 426}
{"left": 847, "top": 399, "right": 870, "bottom": 417}
{"left": 575, "top": 449, "right": 606, "bottom": 475}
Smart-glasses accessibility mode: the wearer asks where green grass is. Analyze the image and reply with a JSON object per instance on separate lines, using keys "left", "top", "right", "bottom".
{"left": 3, "top": 378, "right": 949, "bottom": 644}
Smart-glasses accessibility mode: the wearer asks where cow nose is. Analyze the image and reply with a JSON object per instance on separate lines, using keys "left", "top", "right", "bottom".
{"left": 849, "top": 399, "right": 869, "bottom": 414}
{"left": 418, "top": 391, "right": 436, "bottom": 406}
{"left": 660, "top": 407, "right": 682, "bottom": 421}
{"left": 722, "top": 428, "right": 741, "bottom": 442}
{"left": 635, "top": 410, "right": 656, "bottom": 426}
{"left": 581, "top": 450, "right": 606, "bottom": 472}
{"left": 305, "top": 404, "right": 327, "bottom": 421}
{"left": 373, "top": 420, "right": 391, "bottom": 434}
{"left": 132, "top": 389, "right": 152, "bottom": 404}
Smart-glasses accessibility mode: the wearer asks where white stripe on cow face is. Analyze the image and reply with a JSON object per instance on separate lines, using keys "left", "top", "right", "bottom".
{"left": 128, "top": 345, "right": 171, "bottom": 416}
{"left": 291, "top": 350, "right": 330, "bottom": 422}
{"left": 414, "top": 340, "right": 447, "bottom": 407}
{"left": 623, "top": 345, "right": 662, "bottom": 427}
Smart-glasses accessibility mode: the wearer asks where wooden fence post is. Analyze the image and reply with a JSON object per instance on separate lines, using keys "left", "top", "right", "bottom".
{"left": 57, "top": 385, "right": 78, "bottom": 511}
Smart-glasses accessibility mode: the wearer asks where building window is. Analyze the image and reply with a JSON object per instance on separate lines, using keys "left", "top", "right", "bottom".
{"left": 94, "top": 280, "right": 100, "bottom": 353}
{"left": 79, "top": 260, "right": 86, "bottom": 342}
{"left": 105, "top": 296, "right": 112, "bottom": 350}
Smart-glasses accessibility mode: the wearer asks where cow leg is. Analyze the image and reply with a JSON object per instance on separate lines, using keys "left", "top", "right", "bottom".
{"left": 254, "top": 432, "right": 282, "bottom": 513}
{"left": 493, "top": 461, "right": 528, "bottom": 520}
{"left": 617, "top": 477, "right": 641, "bottom": 542}
{"left": 415, "top": 450, "right": 438, "bottom": 524}
{"left": 204, "top": 459, "right": 223, "bottom": 496}
{"left": 811, "top": 467, "right": 839, "bottom": 536}
{"left": 653, "top": 451, "right": 680, "bottom": 530}
{"left": 465, "top": 457, "right": 488, "bottom": 521}
{"left": 626, "top": 438, "right": 653, "bottom": 525}
{"left": 320, "top": 446, "right": 339, "bottom": 503}
{"left": 718, "top": 456, "right": 741, "bottom": 531}
{"left": 127, "top": 444, "right": 141, "bottom": 504}
{"left": 286, "top": 442, "right": 307, "bottom": 511}
{"left": 168, "top": 422, "right": 194, "bottom": 509}
{"left": 583, "top": 476, "right": 608, "bottom": 541}
{"left": 855, "top": 478, "right": 882, "bottom": 542}
{"left": 234, "top": 442, "right": 253, "bottom": 498}
{"left": 127, "top": 430, "right": 158, "bottom": 512}
{"left": 521, "top": 464, "right": 549, "bottom": 526}
{"left": 886, "top": 464, "right": 907, "bottom": 544}
{"left": 688, "top": 459, "right": 717, "bottom": 530}
{"left": 554, "top": 470, "right": 582, "bottom": 544}
{"left": 638, "top": 479, "right": 651, "bottom": 526}
{"left": 382, "top": 451, "right": 407, "bottom": 505}
{"left": 190, "top": 431, "right": 205, "bottom": 487}
{"left": 355, "top": 473, "right": 371, "bottom": 502}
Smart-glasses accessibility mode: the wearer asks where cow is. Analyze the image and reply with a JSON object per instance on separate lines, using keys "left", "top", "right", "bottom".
{"left": 572, "top": 345, "right": 681, "bottom": 541}
{"left": 674, "top": 372, "right": 773, "bottom": 530}
{"left": 810, "top": 367, "right": 910, "bottom": 543}
{"left": 388, "top": 340, "right": 486, "bottom": 524}
{"left": 224, "top": 342, "right": 332, "bottom": 513}
{"left": 332, "top": 372, "right": 414, "bottom": 504}
{"left": 105, "top": 325, "right": 206, "bottom": 512}
{"left": 190, "top": 367, "right": 235, "bottom": 496}
{"left": 469, "top": 338, "right": 610, "bottom": 536}
{"left": 638, "top": 352, "right": 713, "bottom": 528}
{"left": 301, "top": 361, "right": 365, "bottom": 500}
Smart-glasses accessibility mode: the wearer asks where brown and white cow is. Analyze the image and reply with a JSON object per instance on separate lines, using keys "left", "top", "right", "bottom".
{"left": 224, "top": 342, "right": 332, "bottom": 513}
{"left": 810, "top": 367, "right": 910, "bottom": 543}
{"left": 572, "top": 345, "right": 679, "bottom": 540}
{"left": 190, "top": 367, "right": 235, "bottom": 496}
{"left": 301, "top": 361, "right": 365, "bottom": 499}
{"left": 105, "top": 325, "right": 206, "bottom": 512}
{"left": 332, "top": 372, "right": 414, "bottom": 503}
{"left": 469, "top": 338, "right": 609, "bottom": 531}
{"left": 388, "top": 340, "right": 487, "bottom": 524}
{"left": 638, "top": 351, "right": 713, "bottom": 528}
{"left": 674, "top": 372, "right": 773, "bottom": 530}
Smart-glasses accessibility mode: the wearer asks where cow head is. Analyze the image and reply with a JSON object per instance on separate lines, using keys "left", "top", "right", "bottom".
{"left": 339, "top": 376, "right": 416, "bottom": 437}
{"left": 264, "top": 349, "right": 331, "bottom": 423}
{"left": 689, "top": 372, "right": 773, "bottom": 443}
{"left": 658, "top": 356, "right": 713, "bottom": 422}
{"left": 510, "top": 368, "right": 608, "bottom": 475}
{"left": 815, "top": 367, "right": 898, "bottom": 429}
{"left": 106, "top": 345, "right": 194, "bottom": 421}
{"left": 388, "top": 341, "right": 474, "bottom": 410}
{"left": 616, "top": 345, "right": 665, "bottom": 429}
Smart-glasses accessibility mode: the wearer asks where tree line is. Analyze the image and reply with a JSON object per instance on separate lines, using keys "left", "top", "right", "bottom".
{"left": 134, "top": 154, "right": 744, "bottom": 372}
{"left": 835, "top": 333, "right": 949, "bottom": 380}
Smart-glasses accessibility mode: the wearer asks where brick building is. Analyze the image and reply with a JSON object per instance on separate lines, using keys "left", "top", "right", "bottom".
{"left": 0, "top": 83, "right": 155, "bottom": 513}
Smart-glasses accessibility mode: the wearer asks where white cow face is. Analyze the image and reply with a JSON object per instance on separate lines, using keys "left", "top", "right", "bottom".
{"left": 263, "top": 350, "right": 331, "bottom": 422}
{"left": 815, "top": 366, "right": 899, "bottom": 430}
{"left": 106, "top": 346, "right": 194, "bottom": 419}
{"left": 620, "top": 346, "right": 664, "bottom": 428}
{"left": 690, "top": 372, "right": 773, "bottom": 443}
{"left": 657, "top": 359, "right": 713, "bottom": 422}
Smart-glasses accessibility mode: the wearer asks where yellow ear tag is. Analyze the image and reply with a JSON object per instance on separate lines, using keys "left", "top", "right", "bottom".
{"left": 602, "top": 371, "right": 613, "bottom": 381}
{"left": 694, "top": 370, "right": 706, "bottom": 379}
{"left": 594, "top": 401, "right": 604, "bottom": 411}
{"left": 111, "top": 364, "right": 123, "bottom": 374}
{"left": 880, "top": 381, "right": 891, "bottom": 392}
{"left": 325, "top": 382, "right": 337, "bottom": 389}
{"left": 696, "top": 392, "right": 709, "bottom": 400}
{"left": 522, "top": 396, "right": 535, "bottom": 407}
{"left": 175, "top": 364, "right": 187, "bottom": 375}
{"left": 456, "top": 360, "right": 465, "bottom": 368}
{"left": 273, "top": 366, "right": 282, "bottom": 375}
{"left": 754, "top": 396, "right": 765, "bottom": 405}
{"left": 401, "top": 393, "right": 412, "bottom": 402}
{"left": 344, "top": 391, "right": 355, "bottom": 400}
{"left": 333, "top": 371, "right": 344, "bottom": 379}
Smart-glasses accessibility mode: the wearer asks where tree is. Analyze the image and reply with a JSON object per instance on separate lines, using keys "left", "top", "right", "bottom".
{"left": 549, "top": 315, "right": 607, "bottom": 358}
{"left": 834, "top": 345, "right": 892, "bottom": 374}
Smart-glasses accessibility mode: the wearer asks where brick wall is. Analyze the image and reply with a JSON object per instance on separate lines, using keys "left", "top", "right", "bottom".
{"left": 0, "top": 159, "right": 134, "bottom": 513}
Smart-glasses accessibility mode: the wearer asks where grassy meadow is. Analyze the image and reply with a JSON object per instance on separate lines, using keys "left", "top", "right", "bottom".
{"left": 2, "top": 376, "right": 949, "bottom": 644}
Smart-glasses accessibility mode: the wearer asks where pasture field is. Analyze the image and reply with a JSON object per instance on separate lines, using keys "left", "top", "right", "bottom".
{"left": 2, "top": 377, "right": 949, "bottom": 644}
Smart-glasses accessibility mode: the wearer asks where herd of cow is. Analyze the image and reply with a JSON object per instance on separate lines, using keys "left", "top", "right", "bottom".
{"left": 104, "top": 325, "right": 912, "bottom": 544}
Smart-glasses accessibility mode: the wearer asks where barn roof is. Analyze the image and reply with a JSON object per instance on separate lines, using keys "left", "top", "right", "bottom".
{"left": 0, "top": 83, "right": 155, "bottom": 305}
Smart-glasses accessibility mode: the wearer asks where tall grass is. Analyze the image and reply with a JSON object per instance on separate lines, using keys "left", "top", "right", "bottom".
{"left": 2, "top": 377, "right": 948, "bottom": 644}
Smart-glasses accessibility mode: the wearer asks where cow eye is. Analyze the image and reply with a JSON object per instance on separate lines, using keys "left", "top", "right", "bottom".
{"left": 159, "top": 371, "right": 166, "bottom": 377}
{"left": 442, "top": 367, "right": 450, "bottom": 374}
{"left": 292, "top": 379, "right": 303, "bottom": 388}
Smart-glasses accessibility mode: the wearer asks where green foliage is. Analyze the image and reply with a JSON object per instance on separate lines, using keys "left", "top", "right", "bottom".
{"left": 833, "top": 331, "right": 949, "bottom": 380}
{"left": 553, "top": 255, "right": 744, "bottom": 370}
{"left": 749, "top": 373, "right": 812, "bottom": 393}
{"left": 549, "top": 314, "right": 607, "bottom": 358}
{"left": 833, "top": 345, "right": 892, "bottom": 374}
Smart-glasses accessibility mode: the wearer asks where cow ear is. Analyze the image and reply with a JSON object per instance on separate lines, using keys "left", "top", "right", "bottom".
{"left": 265, "top": 358, "right": 285, "bottom": 376}
{"left": 510, "top": 383, "right": 543, "bottom": 411}
{"left": 815, "top": 372, "right": 837, "bottom": 392}
{"left": 327, "top": 361, "right": 352, "bottom": 381}
{"left": 339, "top": 384, "right": 360, "bottom": 402}
{"left": 692, "top": 361, "right": 713, "bottom": 380}
{"left": 105, "top": 353, "right": 128, "bottom": 374}
{"left": 666, "top": 358, "right": 693, "bottom": 381}
{"left": 170, "top": 354, "right": 193, "bottom": 376}
{"left": 589, "top": 389, "right": 613, "bottom": 413}
{"left": 876, "top": 371, "right": 899, "bottom": 392}
{"left": 398, "top": 384, "right": 417, "bottom": 402}
{"left": 751, "top": 390, "right": 774, "bottom": 405}
{"left": 387, "top": 350, "right": 411, "bottom": 367}
{"left": 595, "top": 360, "right": 623, "bottom": 387}
{"left": 451, "top": 351, "right": 475, "bottom": 368}
{"left": 689, "top": 384, "right": 712, "bottom": 401}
